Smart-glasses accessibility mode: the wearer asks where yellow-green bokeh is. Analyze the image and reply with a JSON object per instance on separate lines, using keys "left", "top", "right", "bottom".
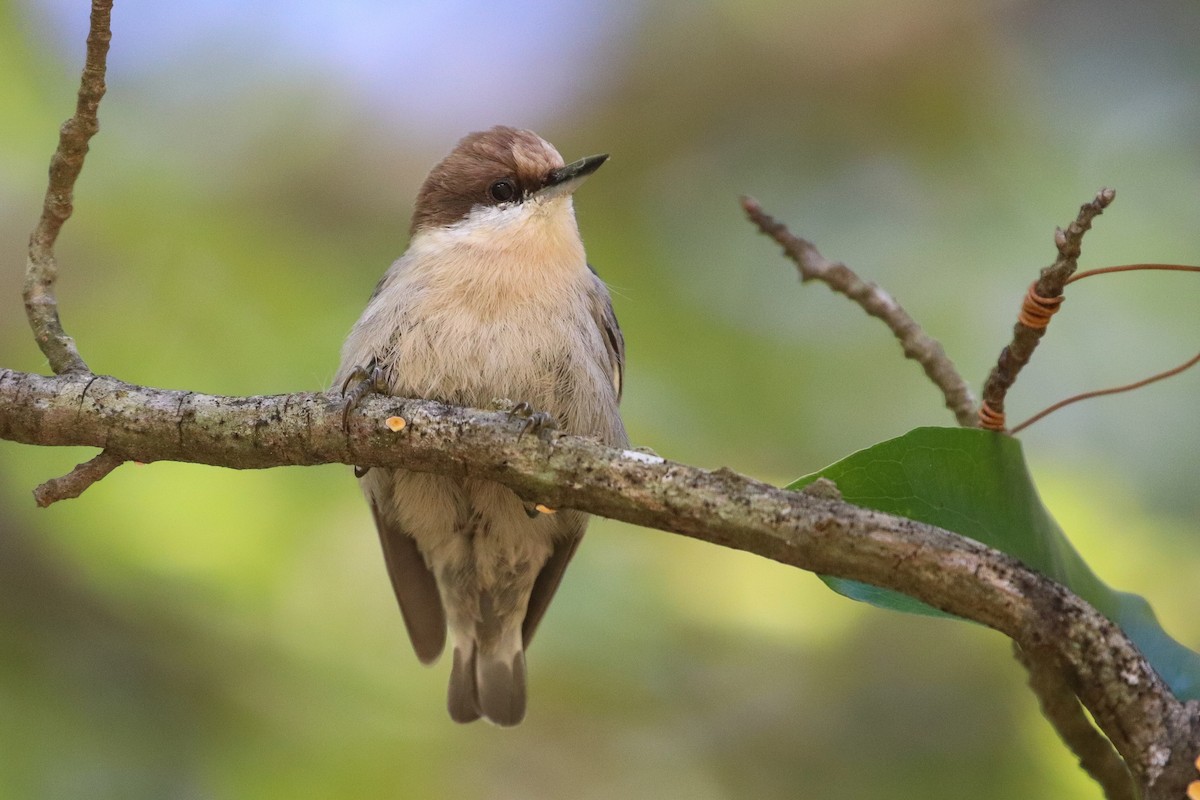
{"left": 2, "top": 0, "right": 1198, "bottom": 797}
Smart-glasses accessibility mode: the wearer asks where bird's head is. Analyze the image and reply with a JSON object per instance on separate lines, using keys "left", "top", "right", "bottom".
{"left": 410, "top": 126, "right": 607, "bottom": 241}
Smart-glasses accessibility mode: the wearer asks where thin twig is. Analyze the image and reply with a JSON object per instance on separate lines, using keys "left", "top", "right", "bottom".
{"left": 22, "top": 0, "right": 113, "bottom": 375}
{"left": 1015, "top": 643, "right": 1137, "bottom": 800}
{"left": 1009, "top": 351, "right": 1200, "bottom": 434}
{"left": 1002, "top": 260, "right": 1200, "bottom": 432}
{"left": 33, "top": 449, "right": 125, "bottom": 507}
{"left": 741, "top": 196, "right": 977, "bottom": 427}
{"left": 1067, "top": 263, "right": 1200, "bottom": 285}
{"left": 979, "top": 189, "right": 1115, "bottom": 425}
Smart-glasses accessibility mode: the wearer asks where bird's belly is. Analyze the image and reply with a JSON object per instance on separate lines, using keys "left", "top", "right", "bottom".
{"left": 389, "top": 311, "right": 577, "bottom": 418}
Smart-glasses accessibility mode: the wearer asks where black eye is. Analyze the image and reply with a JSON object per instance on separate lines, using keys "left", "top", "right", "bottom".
{"left": 488, "top": 179, "right": 517, "bottom": 203}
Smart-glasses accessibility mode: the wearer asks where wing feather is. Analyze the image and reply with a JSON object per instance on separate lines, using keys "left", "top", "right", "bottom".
{"left": 587, "top": 265, "right": 625, "bottom": 402}
{"left": 370, "top": 499, "right": 447, "bottom": 664}
{"left": 522, "top": 522, "right": 584, "bottom": 647}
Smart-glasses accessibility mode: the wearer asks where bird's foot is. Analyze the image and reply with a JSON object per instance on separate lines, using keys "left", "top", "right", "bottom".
{"left": 341, "top": 358, "right": 388, "bottom": 478}
{"left": 340, "top": 358, "right": 388, "bottom": 432}
{"left": 508, "top": 401, "right": 558, "bottom": 441}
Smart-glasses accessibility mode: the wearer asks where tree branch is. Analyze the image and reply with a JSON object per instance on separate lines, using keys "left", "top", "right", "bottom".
{"left": 23, "top": 0, "right": 112, "bottom": 375}
{"left": 979, "top": 188, "right": 1116, "bottom": 425}
{"left": 1015, "top": 643, "right": 1137, "bottom": 800}
{"left": 32, "top": 448, "right": 125, "bottom": 507}
{"left": 2, "top": 367, "right": 1198, "bottom": 797}
{"left": 741, "top": 196, "right": 978, "bottom": 428}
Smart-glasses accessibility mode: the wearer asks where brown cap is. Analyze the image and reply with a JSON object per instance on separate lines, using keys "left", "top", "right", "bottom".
{"left": 410, "top": 126, "right": 567, "bottom": 235}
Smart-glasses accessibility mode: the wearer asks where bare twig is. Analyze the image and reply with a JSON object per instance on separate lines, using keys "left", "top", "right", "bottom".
{"left": 1015, "top": 643, "right": 1137, "bottom": 800}
{"left": 979, "top": 189, "right": 1115, "bottom": 426}
{"left": 33, "top": 448, "right": 125, "bottom": 507}
{"left": 22, "top": 0, "right": 113, "bottom": 375}
{"left": 1066, "top": 263, "right": 1200, "bottom": 285}
{"left": 992, "top": 258, "right": 1200, "bottom": 432}
{"left": 741, "top": 196, "right": 977, "bottom": 427}
{"left": 2, "top": 367, "right": 1199, "bottom": 797}
{"left": 1010, "top": 351, "right": 1200, "bottom": 434}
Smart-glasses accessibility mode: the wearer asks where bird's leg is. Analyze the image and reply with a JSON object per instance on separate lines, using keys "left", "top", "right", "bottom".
{"left": 341, "top": 358, "right": 389, "bottom": 477}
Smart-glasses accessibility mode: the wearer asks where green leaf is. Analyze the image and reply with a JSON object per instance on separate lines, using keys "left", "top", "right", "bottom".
{"left": 790, "top": 426, "right": 1200, "bottom": 702}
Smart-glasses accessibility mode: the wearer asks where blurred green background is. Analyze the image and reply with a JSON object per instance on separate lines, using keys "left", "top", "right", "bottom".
{"left": 2, "top": 0, "right": 1198, "bottom": 797}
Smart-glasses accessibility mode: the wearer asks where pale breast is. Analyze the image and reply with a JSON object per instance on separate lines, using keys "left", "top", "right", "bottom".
{"left": 390, "top": 304, "right": 575, "bottom": 413}
{"left": 338, "top": 212, "right": 624, "bottom": 445}
{"left": 364, "top": 281, "right": 612, "bottom": 440}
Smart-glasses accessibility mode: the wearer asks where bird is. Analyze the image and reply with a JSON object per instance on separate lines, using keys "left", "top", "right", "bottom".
{"left": 335, "top": 126, "right": 627, "bottom": 726}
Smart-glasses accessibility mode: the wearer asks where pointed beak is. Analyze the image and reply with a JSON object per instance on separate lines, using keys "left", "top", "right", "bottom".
{"left": 535, "top": 154, "right": 608, "bottom": 201}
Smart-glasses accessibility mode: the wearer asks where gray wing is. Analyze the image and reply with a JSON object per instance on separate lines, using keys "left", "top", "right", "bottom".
{"left": 522, "top": 269, "right": 624, "bottom": 646}
{"left": 522, "top": 512, "right": 587, "bottom": 646}
{"left": 369, "top": 499, "right": 447, "bottom": 664}
{"left": 587, "top": 264, "right": 625, "bottom": 402}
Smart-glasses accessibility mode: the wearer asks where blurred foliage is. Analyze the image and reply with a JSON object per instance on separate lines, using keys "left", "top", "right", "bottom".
{"left": 2, "top": 0, "right": 1199, "bottom": 797}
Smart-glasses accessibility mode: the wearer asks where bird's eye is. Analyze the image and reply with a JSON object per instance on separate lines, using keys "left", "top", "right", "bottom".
{"left": 488, "top": 179, "right": 517, "bottom": 203}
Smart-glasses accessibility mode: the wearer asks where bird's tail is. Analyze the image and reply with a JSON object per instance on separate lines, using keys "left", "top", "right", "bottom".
{"left": 447, "top": 628, "right": 527, "bottom": 727}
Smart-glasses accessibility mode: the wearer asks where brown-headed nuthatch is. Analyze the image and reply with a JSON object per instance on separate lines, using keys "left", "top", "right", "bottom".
{"left": 336, "top": 126, "right": 627, "bottom": 726}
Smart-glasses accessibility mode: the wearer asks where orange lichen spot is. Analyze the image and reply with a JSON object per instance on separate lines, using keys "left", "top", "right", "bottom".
{"left": 534, "top": 504, "right": 556, "bottom": 515}
{"left": 1187, "top": 779, "right": 1200, "bottom": 800}
{"left": 385, "top": 416, "right": 406, "bottom": 432}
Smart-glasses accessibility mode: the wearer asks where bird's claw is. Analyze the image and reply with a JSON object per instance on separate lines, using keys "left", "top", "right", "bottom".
{"left": 342, "top": 358, "right": 388, "bottom": 478}
{"left": 341, "top": 358, "right": 387, "bottom": 432}
{"left": 509, "top": 401, "right": 558, "bottom": 440}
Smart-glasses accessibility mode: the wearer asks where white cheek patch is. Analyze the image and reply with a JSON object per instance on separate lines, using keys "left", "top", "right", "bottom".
{"left": 452, "top": 202, "right": 531, "bottom": 238}
{"left": 429, "top": 198, "right": 564, "bottom": 245}
{"left": 412, "top": 196, "right": 582, "bottom": 272}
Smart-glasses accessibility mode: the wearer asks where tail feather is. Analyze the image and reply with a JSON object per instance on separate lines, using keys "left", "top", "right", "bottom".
{"left": 447, "top": 646, "right": 482, "bottom": 723}
{"left": 477, "top": 649, "right": 526, "bottom": 727}
{"left": 446, "top": 637, "right": 527, "bottom": 727}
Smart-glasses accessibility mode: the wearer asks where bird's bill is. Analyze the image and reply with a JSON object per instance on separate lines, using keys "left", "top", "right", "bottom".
{"left": 535, "top": 154, "right": 608, "bottom": 201}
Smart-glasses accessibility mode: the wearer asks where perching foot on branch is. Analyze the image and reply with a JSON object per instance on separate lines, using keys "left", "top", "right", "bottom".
{"left": 340, "top": 358, "right": 388, "bottom": 432}
{"left": 341, "top": 358, "right": 389, "bottom": 477}
{"left": 510, "top": 401, "right": 565, "bottom": 518}
{"left": 508, "top": 401, "right": 558, "bottom": 441}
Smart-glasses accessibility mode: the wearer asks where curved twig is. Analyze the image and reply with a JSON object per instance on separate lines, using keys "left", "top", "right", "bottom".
{"left": 1066, "top": 263, "right": 1200, "bottom": 284}
{"left": 1010, "top": 351, "right": 1200, "bottom": 434}
{"left": 22, "top": 0, "right": 112, "bottom": 374}
{"left": 1015, "top": 643, "right": 1137, "bottom": 800}
{"left": 742, "top": 196, "right": 977, "bottom": 427}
